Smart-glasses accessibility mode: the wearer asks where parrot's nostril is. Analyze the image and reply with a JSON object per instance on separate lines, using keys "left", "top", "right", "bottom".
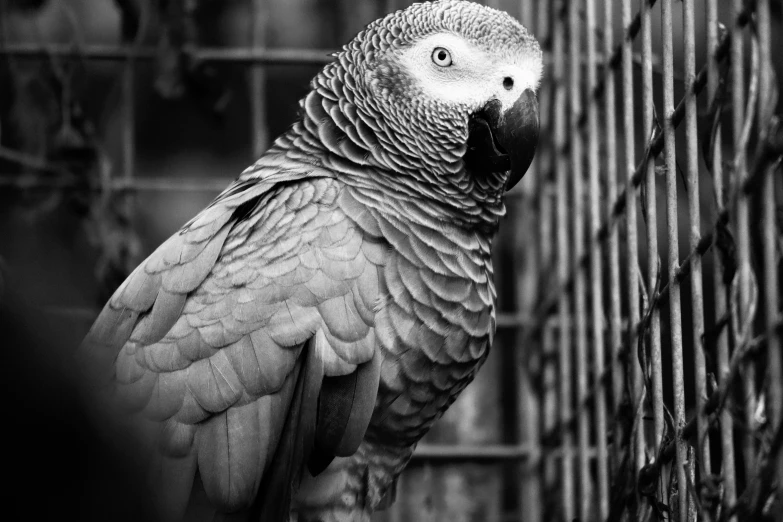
{"left": 503, "top": 77, "right": 514, "bottom": 90}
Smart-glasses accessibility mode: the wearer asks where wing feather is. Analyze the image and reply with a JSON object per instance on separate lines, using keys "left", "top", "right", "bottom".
{"left": 79, "top": 172, "right": 389, "bottom": 521}
{"left": 147, "top": 449, "right": 198, "bottom": 522}
{"left": 307, "top": 344, "right": 381, "bottom": 476}
{"left": 131, "top": 289, "right": 187, "bottom": 345}
{"left": 144, "top": 370, "right": 187, "bottom": 421}
{"left": 112, "top": 271, "right": 161, "bottom": 311}
{"left": 255, "top": 340, "right": 323, "bottom": 521}
{"left": 197, "top": 399, "right": 271, "bottom": 512}
{"left": 186, "top": 356, "right": 243, "bottom": 414}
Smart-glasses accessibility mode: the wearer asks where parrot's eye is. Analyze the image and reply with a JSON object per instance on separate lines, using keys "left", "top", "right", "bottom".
{"left": 431, "top": 47, "right": 452, "bottom": 67}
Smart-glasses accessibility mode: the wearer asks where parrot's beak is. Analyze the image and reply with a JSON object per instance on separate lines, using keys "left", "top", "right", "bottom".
{"left": 465, "top": 89, "right": 539, "bottom": 191}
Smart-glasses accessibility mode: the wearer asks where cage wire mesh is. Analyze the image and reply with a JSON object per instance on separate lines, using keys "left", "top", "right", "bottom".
{"left": 527, "top": 0, "right": 783, "bottom": 520}
{"left": 0, "top": 0, "right": 781, "bottom": 521}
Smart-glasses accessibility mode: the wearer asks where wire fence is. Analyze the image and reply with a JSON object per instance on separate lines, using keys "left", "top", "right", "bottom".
{"left": 524, "top": 0, "right": 783, "bottom": 520}
{"left": 0, "top": 0, "right": 781, "bottom": 521}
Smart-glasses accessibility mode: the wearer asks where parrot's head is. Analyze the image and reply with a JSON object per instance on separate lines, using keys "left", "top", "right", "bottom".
{"left": 318, "top": 0, "right": 542, "bottom": 196}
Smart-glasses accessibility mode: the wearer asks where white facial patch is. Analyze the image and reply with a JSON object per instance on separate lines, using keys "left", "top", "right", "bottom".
{"left": 397, "top": 33, "right": 542, "bottom": 113}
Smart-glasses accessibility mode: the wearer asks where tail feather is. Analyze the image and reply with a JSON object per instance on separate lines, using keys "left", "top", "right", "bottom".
{"left": 148, "top": 450, "right": 198, "bottom": 522}
{"left": 196, "top": 398, "right": 271, "bottom": 512}
{"left": 255, "top": 337, "right": 324, "bottom": 521}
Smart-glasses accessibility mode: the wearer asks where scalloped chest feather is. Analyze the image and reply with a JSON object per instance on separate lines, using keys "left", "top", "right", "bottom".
{"left": 337, "top": 182, "right": 498, "bottom": 445}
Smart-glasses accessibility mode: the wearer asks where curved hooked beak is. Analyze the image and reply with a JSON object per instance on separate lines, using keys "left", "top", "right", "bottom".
{"left": 464, "top": 89, "right": 539, "bottom": 191}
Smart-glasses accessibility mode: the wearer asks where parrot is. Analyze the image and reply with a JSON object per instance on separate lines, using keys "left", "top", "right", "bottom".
{"left": 78, "top": 1, "right": 542, "bottom": 521}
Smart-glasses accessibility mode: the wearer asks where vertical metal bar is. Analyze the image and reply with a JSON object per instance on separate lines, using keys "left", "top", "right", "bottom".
{"left": 520, "top": 0, "right": 533, "bottom": 27}
{"left": 621, "top": 0, "right": 645, "bottom": 480}
{"left": 731, "top": 0, "right": 756, "bottom": 483}
{"left": 518, "top": 276, "right": 542, "bottom": 522}
{"left": 756, "top": 0, "right": 783, "bottom": 506}
{"left": 769, "top": 160, "right": 783, "bottom": 499}
{"left": 121, "top": 17, "right": 136, "bottom": 282}
{"left": 687, "top": 445, "right": 698, "bottom": 521}
{"left": 538, "top": 0, "right": 553, "bottom": 302}
{"left": 641, "top": 0, "right": 665, "bottom": 463}
{"left": 568, "top": 1, "right": 591, "bottom": 519}
{"left": 250, "top": 0, "right": 269, "bottom": 158}
{"left": 683, "top": 0, "right": 712, "bottom": 495}
{"left": 524, "top": 2, "right": 552, "bottom": 517}
{"left": 706, "top": 0, "right": 737, "bottom": 516}
{"left": 660, "top": 1, "right": 688, "bottom": 519}
{"left": 518, "top": 344, "right": 542, "bottom": 522}
{"left": 542, "top": 319, "right": 558, "bottom": 493}
{"left": 516, "top": 3, "right": 546, "bottom": 517}
{"left": 536, "top": 0, "right": 549, "bottom": 49}
{"left": 553, "top": 3, "right": 574, "bottom": 519}
{"left": 604, "top": 0, "right": 624, "bottom": 480}
{"left": 585, "top": 0, "right": 609, "bottom": 517}
{"left": 123, "top": 60, "right": 135, "bottom": 189}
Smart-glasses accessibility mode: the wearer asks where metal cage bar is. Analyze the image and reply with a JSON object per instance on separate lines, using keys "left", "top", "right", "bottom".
{"left": 620, "top": 0, "right": 646, "bottom": 483}
{"left": 640, "top": 0, "right": 666, "bottom": 481}
{"left": 757, "top": 0, "right": 783, "bottom": 509}
{"left": 250, "top": 0, "right": 270, "bottom": 158}
{"left": 683, "top": 0, "right": 712, "bottom": 499}
{"left": 541, "top": 319, "right": 558, "bottom": 513}
{"left": 517, "top": 2, "right": 548, "bottom": 520}
{"left": 553, "top": 2, "right": 575, "bottom": 519}
{"left": 603, "top": 0, "right": 624, "bottom": 484}
{"left": 585, "top": 0, "right": 609, "bottom": 516}
{"left": 567, "top": 1, "right": 591, "bottom": 519}
{"left": 705, "top": 0, "right": 738, "bottom": 515}
{"left": 731, "top": 0, "right": 757, "bottom": 485}
{"left": 660, "top": 1, "right": 688, "bottom": 518}
{"left": 0, "top": 43, "right": 337, "bottom": 65}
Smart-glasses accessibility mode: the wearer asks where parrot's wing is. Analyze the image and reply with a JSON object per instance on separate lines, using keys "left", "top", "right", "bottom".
{"left": 79, "top": 168, "right": 387, "bottom": 521}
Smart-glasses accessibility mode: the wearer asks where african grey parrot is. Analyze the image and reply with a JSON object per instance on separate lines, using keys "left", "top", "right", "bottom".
{"left": 78, "top": 1, "right": 542, "bottom": 520}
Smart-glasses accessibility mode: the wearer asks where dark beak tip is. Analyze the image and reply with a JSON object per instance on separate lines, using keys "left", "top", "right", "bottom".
{"left": 498, "top": 90, "right": 540, "bottom": 191}
{"left": 464, "top": 90, "right": 540, "bottom": 192}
